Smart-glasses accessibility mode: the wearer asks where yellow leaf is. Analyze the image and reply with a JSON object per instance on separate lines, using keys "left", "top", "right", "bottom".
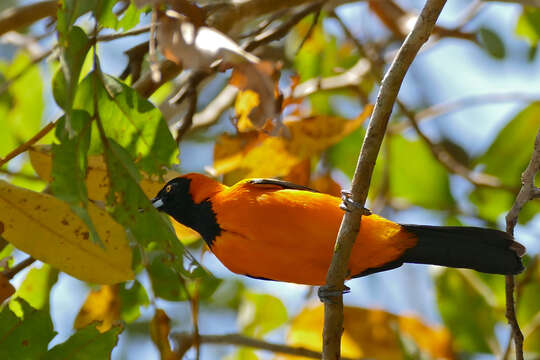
{"left": 212, "top": 105, "right": 373, "bottom": 180}
{"left": 150, "top": 308, "right": 176, "bottom": 360}
{"left": 235, "top": 90, "right": 260, "bottom": 132}
{"left": 74, "top": 285, "right": 120, "bottom": 333}
{"left": 0, "top": 274, "right": 15, "bottom": 303}
{"left": 0, "top": 180, "right": 133, "bottom": 284}
{"left": 28, "top": 146, "right": 201, "bottom": 245}
{"left": 276, "top": 304, "right": 455, "bottom": 360}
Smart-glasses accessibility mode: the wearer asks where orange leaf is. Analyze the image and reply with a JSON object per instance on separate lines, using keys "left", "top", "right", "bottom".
{"left": 74, "top": 285, "right": 120, "bottom": 333}
{"left": 0, "top": 274, "right": 15, "bottom": 303}
{"left": 212, "top": 105, "right": 373, "bottom": 180}
{"left": 277, "top": 304, "right": 455, "bottom": 360}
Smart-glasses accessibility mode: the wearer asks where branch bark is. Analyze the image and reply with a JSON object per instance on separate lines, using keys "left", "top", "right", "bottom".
{"left": 172, "top": 332, "right": 361, "bottom": 360}
{"left": 0, "top": 0, "right": 57, "bottom": 37}
{"left": 502, "top": 128, "right": 540, "bottom": 360}
{"left": 321, "top": 1, "right": 448, "bottom": 359}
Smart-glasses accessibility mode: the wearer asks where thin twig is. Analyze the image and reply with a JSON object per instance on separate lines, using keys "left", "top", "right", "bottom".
{"left": 172, "top": 332, "right": 361, "bottom": 360}
{"left": 2, "top": 256, "right": 36, "bottom": 279}
{"left": 295, "top": 3, "right": 322, "bottom": 54}
{"left": 391, "top": 92, "right": 540, "bottom": 134}
{"left": 397, "top": 100, "right": 508, "bottom": 190}
{"left": 0, "top": 168, "right": 41, "bottom": 181}
{"left": 0, "top": 0, "right": 57, "bottom": 37}
{"left": 0, "top": 121, "right": 56, "bottom": 168}
{"left": 176, "top": 84, "right": 198, "bottom": 143}
{"left": 94, "top": 25, "right": 151, "bottom": 42}
{"left": 502, "top": 128, "right": 540, "bottom": 360}
{"left": 321, "top": 1, "right": 448, "bottom": 359}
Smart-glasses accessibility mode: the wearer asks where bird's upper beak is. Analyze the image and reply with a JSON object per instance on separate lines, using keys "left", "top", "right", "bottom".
{"left": 152, "top": 197, "right": 164, "bottom": 210}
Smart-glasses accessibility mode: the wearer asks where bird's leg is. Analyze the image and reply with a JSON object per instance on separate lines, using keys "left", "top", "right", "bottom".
{"left": 339, "top": 190, "right": 372, "bottom": 215}
{"left": 317, "top": 285, "right": 350, "bottom": 304}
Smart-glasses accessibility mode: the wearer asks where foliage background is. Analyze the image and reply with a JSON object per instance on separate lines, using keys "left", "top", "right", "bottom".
{"left": 1, "top": 0, "right": 540, "bottom": 359}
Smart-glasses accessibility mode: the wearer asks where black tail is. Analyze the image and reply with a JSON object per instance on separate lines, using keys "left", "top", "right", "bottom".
{"left": 399, "top": 224, "right": 525, "bottom": 275}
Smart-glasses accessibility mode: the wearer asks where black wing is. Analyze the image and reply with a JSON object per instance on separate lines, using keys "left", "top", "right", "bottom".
{"left": 246, "top": 178, "right": 320, "bottom": 193}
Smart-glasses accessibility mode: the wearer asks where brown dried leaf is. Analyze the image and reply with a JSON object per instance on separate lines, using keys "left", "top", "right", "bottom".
{"left": 150, "top": 308, "right": 176, "bottom": 360}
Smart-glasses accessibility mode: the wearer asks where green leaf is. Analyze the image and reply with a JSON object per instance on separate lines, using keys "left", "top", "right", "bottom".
{"left": 515, "top": 259, "right": 540, "bottom": 353}
{"left": 388, "top": 135, "right": 454, "bottom": 209}
{"left": 44, "top": 324, "right": 122, "bottom": 360}
{"left": 54, "top": 26, "right": 91, "bottom": 124}
{"left": 119, "top": 280, "right": 149, "bottom": 323}
{"left": 11, "top": 264, "right": 58, "bottom": 311}
{"left": 238, "top": 291, "right": 287, "bottom": 338}
{"left": 471, "top": 103, "right": 540, "bottom": 223}
{"left": 74, "top": 71, "right": 178, "bottom": 176}
{"left": 478, "top": 27, "right": 505, "bottom": 59}
{"left": 330, "top": 132, "right": 454, "bottom": 210}
{"left": 51, "top": 111, "right": 101, "bottom": 244}
{"left": 0, "top": 299, "right": 56, "bottom": 360}
{"left": 57, "top": 0, "right": 95, "bottom": 36}
{"left": 516, "top": 7, "right": 540, "bottom": 45}
{"left": 0, "top": 52, "right": 44, "bottom": 158}
{"left": 147, "top": 251, "right": 189, "bottom": 301}
{"left": 328, "top": 128, "right": 365, "bottom": 179}
{"left": 435, "top": 269, "right": 497, "bottom": 353}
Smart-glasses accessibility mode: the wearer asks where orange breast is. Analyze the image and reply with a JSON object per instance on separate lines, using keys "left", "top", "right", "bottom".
{"left": 209, "top": 182, "right": 417, "bottom": 285}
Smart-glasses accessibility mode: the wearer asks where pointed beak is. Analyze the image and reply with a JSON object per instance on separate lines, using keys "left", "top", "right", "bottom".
{"left": 152, "top": 197, "right": 164, "bottom": 210}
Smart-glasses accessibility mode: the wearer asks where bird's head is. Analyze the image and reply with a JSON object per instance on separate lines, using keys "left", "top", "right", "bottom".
{"left": 152, "top": 177, "right": 192, "bottom": 216}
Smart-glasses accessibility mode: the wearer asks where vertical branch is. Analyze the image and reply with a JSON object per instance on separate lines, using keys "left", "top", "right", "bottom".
{"left": 503, "top": 128, "right": 540, "bottom": 360}
{"left": 321, "top": 1, "right": 448, "bottom": 359}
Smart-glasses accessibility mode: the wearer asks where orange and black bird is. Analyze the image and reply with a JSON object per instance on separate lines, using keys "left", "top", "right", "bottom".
{"left": 152, "top": 173, "right": 525, "bottom": 285}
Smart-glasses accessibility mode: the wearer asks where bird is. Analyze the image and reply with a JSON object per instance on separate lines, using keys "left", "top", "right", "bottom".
{"left": 151, "top": 173, "right": 525, "bottom": 286}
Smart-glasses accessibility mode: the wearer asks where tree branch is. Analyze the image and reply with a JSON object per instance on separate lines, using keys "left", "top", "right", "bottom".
{"left": 397, "top": 100, "right": 509, "bottom": 190}
{"left": 502, "top": 128, "right": 540, "bottom": 360}
{"left": 321, "top": 1, "right": 447, "bottom": 359}
{"left": 0, "top": 0, "right": 57, "bottom": 37}
{"left": 172, "top": 332, "right": 361, "bottom": 360}
{"left": 0, "top": 121, "right": 56, "bottom": 168}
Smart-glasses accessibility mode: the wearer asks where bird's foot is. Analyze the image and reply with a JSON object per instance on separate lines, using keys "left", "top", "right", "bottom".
{"left": 339, "top": 190, "right": 372, "bottom": 215}
{"left": 317, "top": 285, "right": 350, "bottom": 304}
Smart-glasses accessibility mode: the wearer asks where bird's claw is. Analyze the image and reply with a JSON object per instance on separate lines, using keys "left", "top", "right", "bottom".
{"left": 339, "top": 190, "right": 372, "bottom": 215}
{"left": 318, "top": 285, "right": 351, "bottom": 304}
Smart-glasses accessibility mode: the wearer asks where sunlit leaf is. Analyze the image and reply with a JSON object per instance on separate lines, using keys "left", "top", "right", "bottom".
{"left": 44, "top": 323, "right": 122, "bottom": 360}
{"left": 0, "top": 299, "right": 55, "bottom": 360}
{"left": 516, "top": 7, "right": 540, "bottom": 45}
{"left": 0, "top": 52, "right": 44, "bottom": 158}
{"left": 11, "top": 263, "right": 58, "bottom": 311}
{"left": 212, "top": 106, "right": 372, "bottom": 182}
{"left": 277, "top": 305, "right": 454, "bottom": 360}
{"left": 29, "top": 145, "right": 201, "bottom": 244}
{"left": 0, "top": 180, "right": 133, "bottom": 284}
{"left": 238, "top": 291, "right": 287, "bottom": 338}
{"left": 74, "top": 71, "right": 178, "bottom": 176}
{"left": 74, "top": 285, "right": 120, "bottom": 333}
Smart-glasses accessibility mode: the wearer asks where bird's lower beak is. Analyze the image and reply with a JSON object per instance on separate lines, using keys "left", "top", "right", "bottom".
{"left": 152, "top": 198, "right": 164, "bottom": 210}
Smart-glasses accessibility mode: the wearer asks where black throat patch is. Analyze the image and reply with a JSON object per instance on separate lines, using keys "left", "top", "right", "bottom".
{"left": 184, "top": 198, "right": 221, "bottom": 247}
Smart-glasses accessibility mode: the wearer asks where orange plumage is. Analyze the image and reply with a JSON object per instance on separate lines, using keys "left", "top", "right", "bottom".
{"left": 152, "top": 173, "right": 524, "bottom": 285}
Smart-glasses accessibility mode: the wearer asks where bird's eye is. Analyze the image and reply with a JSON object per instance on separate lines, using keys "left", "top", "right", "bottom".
{"left": 165, "top": 185, "right": 172, "bottom": 193}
